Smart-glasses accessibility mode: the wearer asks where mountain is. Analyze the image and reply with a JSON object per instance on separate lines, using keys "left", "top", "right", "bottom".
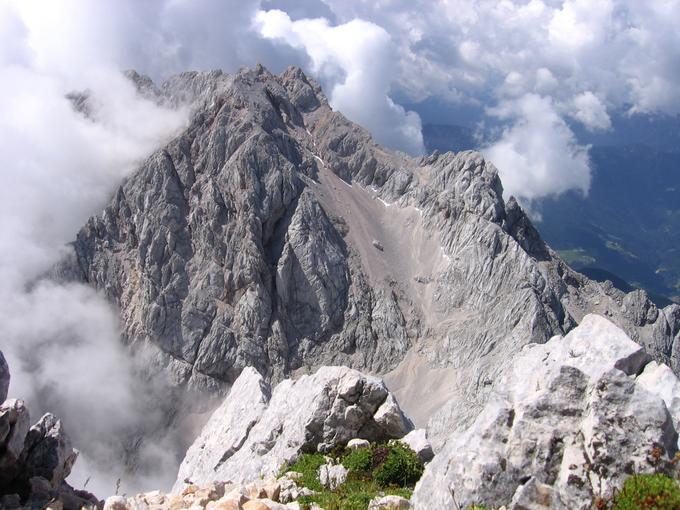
{"left": 59, "top": 66, "right": 680, "bottom": 433}
{"left": 420, "top": 122, "right": 680, "bottom": 306}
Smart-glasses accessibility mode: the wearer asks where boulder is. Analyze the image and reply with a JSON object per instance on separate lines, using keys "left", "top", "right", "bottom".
{"left": 174, "top": 366, "right": 413, "bottom": 491}
{"left": 412, "top": 315, "right": 680, "bottom": 510}
{"left": 398, "top": 429, "right": 433, "bottom": 462}
{"left": 175, "top": 367, "right": 270, "bottom": 490}
{"left": 103, "top": 495, "right": 128, "bottom": 510}
{"left": 318, "top": 462, "right": 347, "bottom": 490}
{"left": 637, "top": 360, "right": 680, "bottom": 435}
{"left": 373, "top": 394, "right": 413, "bottom": 438}
{"left": 21, "top": 413, "right": 77, "bottom": 486}
{"left": 0, "top": 400, "right": 30, "bottom": 463}
{"left": 0, "top": 351, "right": 8, "bottom": 403}
{"left": 346, "top": 438, "right": 370, "bottom": 449}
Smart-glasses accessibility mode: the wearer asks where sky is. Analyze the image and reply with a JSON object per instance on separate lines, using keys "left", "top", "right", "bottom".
{"left": 1, "top": 0, "right": 680, "bottom": 496}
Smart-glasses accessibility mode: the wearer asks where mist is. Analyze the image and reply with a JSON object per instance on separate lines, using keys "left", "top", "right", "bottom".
{"left": 0, "top": 2, "right": 191, "bottom": 495}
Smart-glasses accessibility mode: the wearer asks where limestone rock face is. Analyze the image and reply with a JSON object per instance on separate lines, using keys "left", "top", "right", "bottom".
{"left": 0, "top": 399, "right": 30, "bottom": 485}
{"left": 174, "top": 366, "right": 412, "bottom": 491}
{"left": 61, "top": 65, "right": 680, "bottom": 429}
{"left": 21, "top": 413, "right": 78, "bottom": 486}
{"left": 412, "top": 315, "right": 680, "bottom": 510}
{"left": 174, "top": 367, "right": 270, "bottom": 490}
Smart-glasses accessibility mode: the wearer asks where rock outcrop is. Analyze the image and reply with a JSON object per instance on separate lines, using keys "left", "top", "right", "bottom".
{"left": 0, "top": 350, "right": 97, "bottom": 510}
{"left": 398, "top": 430, "right": 433, "bottom": 463}
{"left": 174, "top": 366, "right": 412, "bottom": 492}
{"left": 412, "top": 315, "right": 680, "bottom": 510}
{"left": 58, "top": 65, "right": 680, "bottom": 432}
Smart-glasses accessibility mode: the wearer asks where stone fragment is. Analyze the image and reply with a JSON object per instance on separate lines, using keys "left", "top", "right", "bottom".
{"left": 318, "top": 462, "right": 347, "bottom": 490}
{"left": 368, "top": 495, "right": 411, "bottom": 509}
{"left": 398, "top": 429, "right": 433, "bottom": 462}
{"left": 346, "top": 438, "right": 370, "bottom": 449}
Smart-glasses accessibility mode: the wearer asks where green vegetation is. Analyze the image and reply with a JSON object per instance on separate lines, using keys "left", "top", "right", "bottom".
{"left": 611, "top": 474, "right": 680, "bottom": 510}
{"left": 372, "top": 443, "right": 424, "bottom": 488}
{"left": 285, "top": 452, "right": 327, "bottom": 492}
{"left": 341, "top": 446, "right": 373, "bottom": 474}
{"left": 287, "top": 442, "right": 424, "bottom": 510}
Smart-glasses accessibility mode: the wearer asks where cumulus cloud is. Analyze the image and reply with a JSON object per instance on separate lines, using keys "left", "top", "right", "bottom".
{"left": 572, "top": 91, "right": 612, "bottom": 131}
{"left": 299, "top": 0, "right": 680, "bottom": 199}
{"left": 255, "top": 9, "right": 424, "bottom": 154}
{"left": 482, "top": 94, "right": 591, "bottom": 202}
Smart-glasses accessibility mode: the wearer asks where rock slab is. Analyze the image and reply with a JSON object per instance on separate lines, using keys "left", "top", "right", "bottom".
{"left": 174, "top": 366, "right": 412, "bottom": 492}
{"left": 412, "top": 315, "right": 680, "bottom": 510}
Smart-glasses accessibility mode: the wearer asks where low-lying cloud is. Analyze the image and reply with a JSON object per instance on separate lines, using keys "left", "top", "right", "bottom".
{"left": 0, "top": 0, "right": 189, "bottom": 496}
{"left": 482, "top": 94, "right": 591, "bottom": 203}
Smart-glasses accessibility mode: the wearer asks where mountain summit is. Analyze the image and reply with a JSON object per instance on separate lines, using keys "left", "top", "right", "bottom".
{"left": 62, "top": 65, "right": 679, "bottom": 428}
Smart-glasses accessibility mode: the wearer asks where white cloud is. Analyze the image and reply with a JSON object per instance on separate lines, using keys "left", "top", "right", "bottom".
{"left": 255, "top": 9, "right": 424, "bottom": 155}
{"left": 482, "top": 94, "right": 591, "bottom": 201}
{"left": 308, "top": 0, "right": 680, "bottom": 198}
{"left": 572, "top": 91, "right": 612, "bottom": 131}
{"left": 0, "top": 0, "right": 189, "bottom": 495}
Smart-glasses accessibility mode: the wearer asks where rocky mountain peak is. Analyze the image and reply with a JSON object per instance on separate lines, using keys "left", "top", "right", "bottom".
{"left": 60, "top": 65, "right": 680, "bottom": 430}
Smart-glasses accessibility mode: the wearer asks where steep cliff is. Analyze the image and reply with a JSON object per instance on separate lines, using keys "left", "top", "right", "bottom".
{"left": 63, "top": 65, "right": 680, "bottom": 427}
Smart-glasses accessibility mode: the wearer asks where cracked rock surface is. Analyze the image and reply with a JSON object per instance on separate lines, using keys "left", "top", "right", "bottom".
{"left": 174, "top": 365, "right": 412, "bottom": 492}
{"left": 61, "top": 64, "right": 680, "bottom": 429}
{"left": 413, "top": 315, "right": 680, "bottom": 510}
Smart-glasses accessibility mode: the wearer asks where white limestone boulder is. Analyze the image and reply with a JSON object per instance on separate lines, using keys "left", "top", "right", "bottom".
{"left": 174, "top": 366, "right": 413, "bottom": 491}
{"left": 412, "top": 315, "right": 680, "bottom": 510}
{"left": 399, "top": 429, "right": 433, "bottom": 462}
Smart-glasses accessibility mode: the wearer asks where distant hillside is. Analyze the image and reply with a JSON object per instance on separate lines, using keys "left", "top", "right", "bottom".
{"left": 540, "top": 144, "right": 680, "bottom": 305}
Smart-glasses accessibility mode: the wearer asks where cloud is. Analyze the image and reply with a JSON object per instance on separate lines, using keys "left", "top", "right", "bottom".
{"left": 255, "top": 9, "right": 424, "bottom": 155}
{"left": 300, "top": 0, "right": 680, "bottom": 199}
{"left": 0, "top": 0, "right": 189, "bottom": 495}
{"left": 482, "top": 94, "right": 591, "bottom": 202}
{"left": 572, "top": 91, "right": 611, "bottom": 131}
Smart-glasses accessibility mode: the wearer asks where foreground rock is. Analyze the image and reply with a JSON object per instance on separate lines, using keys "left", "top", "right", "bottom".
{"left": 413, "top": 315, "right": 680, "bottom": 510}
{"left": 0, "top": 350, "right": 98, "bottom": 509}
{"left": 398, "top": 430, "right": 433, "bottom": 463}
{"left": 175, "top": 366, "right": 413, "bottom": 491}
{"left": 107, "top": 470, "right": 323, "bottom": 510}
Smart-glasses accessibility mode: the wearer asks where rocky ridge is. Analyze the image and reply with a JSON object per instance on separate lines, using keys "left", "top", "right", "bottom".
{"left": 413, "top": 314, "right": 680, "bottom": 509}
{"left": 60, "top": 65, "right": 680, "bottom": 432}
{"left": 99, "top": 315, "right": 680, "bottom": 510}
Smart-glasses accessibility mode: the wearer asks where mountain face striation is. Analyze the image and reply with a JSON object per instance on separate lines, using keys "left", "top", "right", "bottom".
{"left": 61, "top": 65, "right": 680, "bottom": 430}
